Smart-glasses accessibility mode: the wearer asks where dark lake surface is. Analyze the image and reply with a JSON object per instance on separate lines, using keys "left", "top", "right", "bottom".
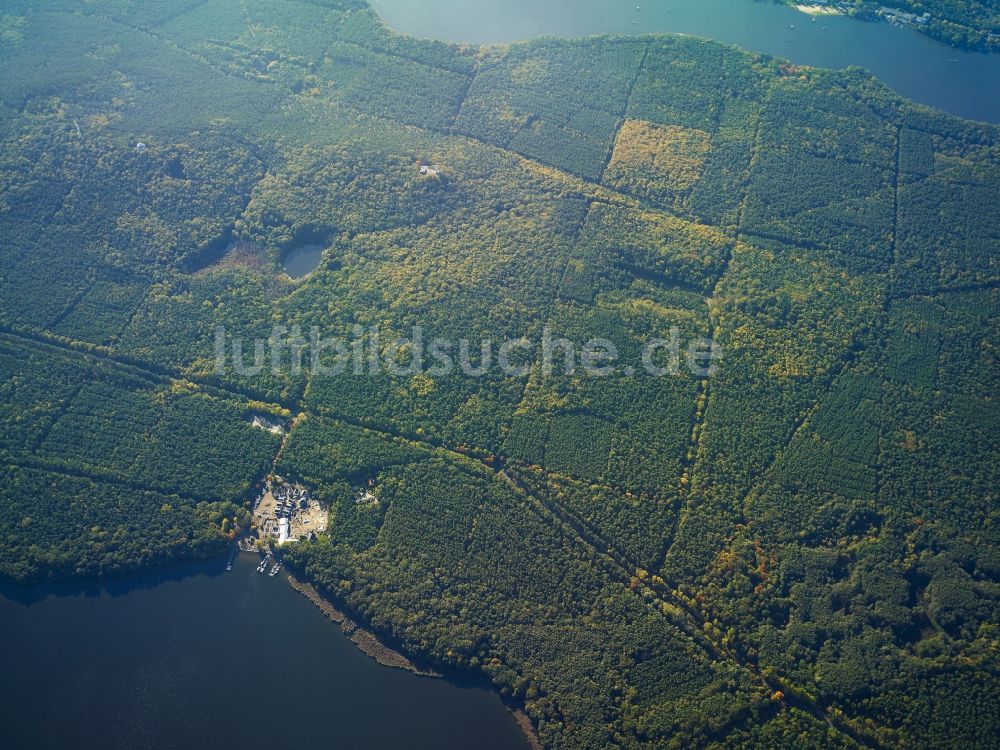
{"left": 0, "top": 553, "right": 528, "bottom": 750}
{"left": 375, "top": 0, "right": 1000, "bottom": 123}
{"left": 283, "top": 244, "right": 325, "bottom": 278}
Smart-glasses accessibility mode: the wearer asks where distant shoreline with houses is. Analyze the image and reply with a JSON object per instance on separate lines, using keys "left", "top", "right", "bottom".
{"left": 786, "top": 1, "right": 1000, "bottom": 53}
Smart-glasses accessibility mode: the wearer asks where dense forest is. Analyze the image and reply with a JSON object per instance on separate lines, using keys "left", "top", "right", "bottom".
{"left": 1, "top": 0, "right": 998, "bottom": 747}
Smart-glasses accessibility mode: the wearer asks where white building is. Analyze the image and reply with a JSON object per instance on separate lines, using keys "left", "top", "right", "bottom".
{"left": 277, "top": 517, "right": 290, "bottom": 545}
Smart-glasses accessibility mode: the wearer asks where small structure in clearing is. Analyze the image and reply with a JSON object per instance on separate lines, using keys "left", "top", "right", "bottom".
{"left": 355, "top": 477, "right": 379, "bottom": 506}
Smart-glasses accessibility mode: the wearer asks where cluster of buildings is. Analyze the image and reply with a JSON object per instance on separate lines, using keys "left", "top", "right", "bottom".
{"left": 271, "top": 484, "right": 309, "bottom": 545}
{"left": 252, "top": 480, "right": 318, "bottom": 546}
{"left": 876, "top": 6, "right": 931, "bottom": 28}
{"left": 274, "top": 483, "right": 309, "bottom": 514}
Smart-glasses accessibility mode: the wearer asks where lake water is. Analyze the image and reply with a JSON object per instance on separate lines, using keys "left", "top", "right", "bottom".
{"left": 283, "top": 244, "right": 325, "bottom": 278}
{"left": 0, "top": 553, "right": 528, "bottom": 750}
{"left": 374, "top": 0, "right": 1000, "bottom": 123}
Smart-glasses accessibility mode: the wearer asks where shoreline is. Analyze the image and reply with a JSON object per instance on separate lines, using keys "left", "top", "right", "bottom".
{"left": 510, "top": 708, "right": 544, "bottom": 750}
{"left": 287, "top": 573, "right": 441, "bottom": 677}
{"left": 792, "top": 4, "right": 844, "bottom": 17}
{"left": 287, "top": 573, "right": 544, "bottom": 750}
